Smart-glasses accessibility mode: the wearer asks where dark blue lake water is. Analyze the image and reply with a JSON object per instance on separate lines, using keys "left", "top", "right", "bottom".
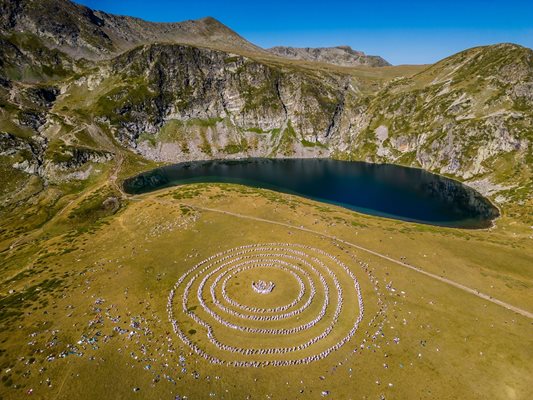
{"left": 122, "top": 158, "right": 499, "bottom": 229}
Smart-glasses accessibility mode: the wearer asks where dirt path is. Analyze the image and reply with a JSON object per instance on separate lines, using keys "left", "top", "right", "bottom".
{"left": 173, "top": 202, "right": 533, "bottom": 321}
{"left": 109, "top": 153, "right": 125, "bottom": 197}
{"left": 53, "top": 362, "right": 73, "bottom": 400}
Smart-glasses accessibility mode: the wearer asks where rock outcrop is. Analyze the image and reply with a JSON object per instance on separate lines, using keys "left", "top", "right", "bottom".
{"left": 268, "top": 46, "right": 390, "bottom": 67}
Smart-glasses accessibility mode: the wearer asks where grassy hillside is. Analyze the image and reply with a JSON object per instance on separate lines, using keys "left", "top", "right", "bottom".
{"left": 0, "top": 184, "right": 532, "bottom": 399}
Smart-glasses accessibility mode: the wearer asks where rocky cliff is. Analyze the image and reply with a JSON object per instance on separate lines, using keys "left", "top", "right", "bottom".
{"left": 68, "top": 43, "right": 362, "bottom": 162}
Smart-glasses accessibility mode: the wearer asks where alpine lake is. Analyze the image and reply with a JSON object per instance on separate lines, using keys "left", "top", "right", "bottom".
{"left": 124, "top": 158, "right": 499, "bottom": 229}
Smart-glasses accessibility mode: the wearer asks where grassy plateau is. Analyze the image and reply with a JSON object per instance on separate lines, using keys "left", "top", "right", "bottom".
{"left": 0, "top": 155, "right": 532, "bottom": 400}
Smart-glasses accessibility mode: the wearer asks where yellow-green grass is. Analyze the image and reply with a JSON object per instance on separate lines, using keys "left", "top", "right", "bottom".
{"left": 0, "top": 182, "right": 532, "bottom": 399}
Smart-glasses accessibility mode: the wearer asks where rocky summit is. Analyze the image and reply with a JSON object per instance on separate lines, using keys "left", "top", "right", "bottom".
{"left": 267, "top": 45, "right": 391, "bottom": 67}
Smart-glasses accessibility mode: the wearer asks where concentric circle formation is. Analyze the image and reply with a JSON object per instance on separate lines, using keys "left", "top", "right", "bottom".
{"left": 167, "top": 243, "right": 365, "bottom": 367}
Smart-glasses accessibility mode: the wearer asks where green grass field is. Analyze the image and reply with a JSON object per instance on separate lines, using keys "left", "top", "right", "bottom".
{"left": 1, "top": 162, "right": 532, "bottom": 399}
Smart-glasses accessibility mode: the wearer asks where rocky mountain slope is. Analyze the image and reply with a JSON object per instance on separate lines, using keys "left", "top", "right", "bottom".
{"left": 349, "top": 43, "right": 533, "bottom": 203}
{"left": 0, "top": 0, "right": 532, "bottom": 213}
{"left": 268, "top": 46, "right": 390, "bottom": 67}
{"left": 62, "top": 42, "right": 364, "bottom": 161}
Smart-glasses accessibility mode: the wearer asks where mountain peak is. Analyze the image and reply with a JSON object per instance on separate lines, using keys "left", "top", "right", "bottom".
{"left": 199, "top": 16, "right": 222, "bottom": 25}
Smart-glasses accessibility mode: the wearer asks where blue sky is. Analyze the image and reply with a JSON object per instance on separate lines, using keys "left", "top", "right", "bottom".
{"left": 75, "top": 0, "right": 533, "bottom": 65}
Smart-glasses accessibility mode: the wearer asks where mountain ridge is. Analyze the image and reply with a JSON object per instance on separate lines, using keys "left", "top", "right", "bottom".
{"left": 0, "top": 0, "right": 394, "bottom": 69}
{"left": 0, "top": 0, "right": 264, "bottom": 59}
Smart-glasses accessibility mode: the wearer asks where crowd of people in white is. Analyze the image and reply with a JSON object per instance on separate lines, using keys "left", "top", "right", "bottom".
{"left": 251, "top": 280, "right": 275, "bottom": 294}
{"left": 167, "top": 243, "right": 365, "bottom": 367}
